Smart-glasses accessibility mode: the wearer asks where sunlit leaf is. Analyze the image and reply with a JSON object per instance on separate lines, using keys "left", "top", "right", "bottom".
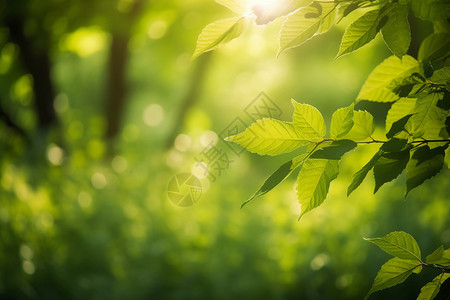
{"left": 405, "top": 146, "right": 445, "bottom": 196}
{"left": 309, "top": 140, "right": 357, "bottom": 160}
{"left": 386, "top": 115, "right": 413, "bottom": 139}
{"left": 242, "top": 154, "right": 307, "bottom": 208}
{"left": 380, "top": 4, "right": 410, "bottom": 58}
{"left": 193, "top": 17, "right": 248, "bottom": 59}
{"left": 385, "top": 97, "right": 416, "bottom": 134}
{"left": 364, "top": 231, "right": 421, "bottom": 261}
{"left": 418, "top": 33, "right": 450, "bottom": 62}
{"left": 337, "top": 9, "right": 382, "bottom": 58}
{"left": 215, "top": 0, "right": 247, "bottom": 14}
{"left": 341, "top": 110, "right": 374, "bottom": 141}
{"left": 430, "top": 67, "right": 450, "bottom": 84}
{"left": 225, "top": 118, "right": 310, "bottom": 155}
{"left": 254, "top": 0, "right": 313, "bottom": 25}
{"left": 410, "top": 0, "right": 450, "bottom": 22}
{"left": 426, "top": 245, "right": 450, "bottom": 266}
{"left": 357, "top": 55, "right": 419, "bottom": 102}
{"left": 417, "top": 273, "right": 450, "bottom": 300}
{"left": 445, "top": 147, "right": 450, "bottom": 169}
{"left": 365, "top": 257, "right": 421, "bottom": 300}
{"left": 291, "top": 100, "right": 326, "bottom": 141}
{"left": 347, "top": 150, "right": 382, "bottom": 196}
{"left": 330, "top": 104, "right": 354, "bottom": 139}
{"left": 410, "top": 92, "right": 442, "bottom": 134}
{"left": 278, "top": 2, "right": 335, "bottom": 56}
{"left": 297, "top": 158, "right": 338, "bottom": 219}
{"left": 373, "top": 149, "right": 410, "bottom": 193}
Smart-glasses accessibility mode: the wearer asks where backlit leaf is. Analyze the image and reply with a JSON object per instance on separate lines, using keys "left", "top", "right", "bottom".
{"left": 411, "top": 0, "right": 450, "bottom": 22}
{"left": 337, "top": 9, "right": 382, "bottom": 58}
{"left": 406, "top": 146, "right": 445, "bottom": 196}
{"left": 381, "top": 4, "right": 411, "bottom": 58}
{"left": 341, "top": 110, "right": 374, "bottom": 141}
{"left": 426, "top": 245, "right": 450, "bottom": 266}
{"left": 364, "top": 231, "right": 421, "bottom": 261}
{"left": 357, "top": 55, "right": 419, "bottom": 102}
{"left": 278, "top": 2, "right": 335, "bottom": 56}
{"left": 417, "top": 273, "right": 450, "bottom": 300}
{"left": 410, "top": 92, "right": 442, "bottom": 134}
{"left": 193, "top": 17, "right": 248, "bottom": 59}
{"left": 385, "top": 97, "right": 416, "bottom": 134}
{"left": 386, "top": 114, "right": 413, "bottom": 139}
{"left": 365, "top": 257, "right": 421, "bottom": 300}
{"left": 430, "top": 67, "right": 450, "bottom": 84}
{"left": 241, "top": 154, "right": 307, "bottom": 208}
{"left": 418, "top": 33, "right": 450, "bottom": 62}
{"left": 292, "top": 100, "right": 326, "bottom": 141}
{"left": 215, "top": 0, "right": 246, "bottom": 14}
{"left": 330, "top": 104, "right": 354, "bottom": 139}
{"left": 225, "top": 118, "right": 310, "bottom": 155}
{"left": 297, "top": 159, "right": 339, "bottom": 219}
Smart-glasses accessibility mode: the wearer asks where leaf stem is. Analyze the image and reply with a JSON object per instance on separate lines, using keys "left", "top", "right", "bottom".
{"left": 420, "top": 262, "right": 450, "bottom": 273}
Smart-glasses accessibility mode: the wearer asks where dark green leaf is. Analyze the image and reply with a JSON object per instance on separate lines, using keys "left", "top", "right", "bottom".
{"left": 365, "top": 257, "right": 421, "bottom": 300}
{"left": 380, "top": 138, "right": 408, "bottom": 152}
{"left": 386, "top": 114, "right": 413, "bottom": 139}
{"left": 309, "top": 140, "right": 357, "bottom": 160}
{"left": 380, "top": 4, "right": 410, "bottom": 58}
{"left": 373, "top": 148, "right": 410, "bottom": 193}
{"left": 418, "top": 33, "right": 450, "bottom": 62}
{"left": 347, "top": 151, "right": 382, "bottom": 196}
{"left": 405, "top": 146, "right": 445, "bottom": 196}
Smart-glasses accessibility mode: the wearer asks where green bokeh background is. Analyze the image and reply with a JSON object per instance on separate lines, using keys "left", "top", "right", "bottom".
{"left": 0, "top": 1, "right": 449, "bottom": 299}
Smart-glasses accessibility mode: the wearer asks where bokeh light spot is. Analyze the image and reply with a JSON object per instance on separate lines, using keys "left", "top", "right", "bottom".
{"left": 91, "top": 172, "right": 107, "bottom": 189}
{"left": 174, "top": 134, "right": 191, "bottom": 152}
{"left": 147, "top": 20, "right": 167, "bottom": 40}
{"left": 78, "top": 191, "right": 92, "bottom": 207}
{"left": 112, "top": 156, "right": 128, "bottom": 173}
{"left": 47, "top": 144, "right": 64, "bottom": 166}
{"left": 143, "top": 104, "right": 164, "bottom": 127}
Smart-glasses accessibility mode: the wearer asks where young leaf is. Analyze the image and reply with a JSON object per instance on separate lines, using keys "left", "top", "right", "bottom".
{"left": 373, "top": 149, "right": 410, "bottom": 193}
{"left": 386, "top": 114, "right": 413, "bottom": 139}
{"left": 357, "top": 55, "right": 419, "bottom": 102}
{"left": 406, "top": 146, "right": 446, "bottom": 196}
{"left": 365, "top": 257, "right": 422, "bottom": 300}
{"left": 364, "top": 231, "right": 421, "bottom": 261}
{"left": 297, "top": 159, "right": 339, "bottom": 219}
{"left": 418, "top": 33, "right": 450, "bottom": 62}
{"left": 225, "top": 118, "right": 310, "bottom": 155}
{"left": 291, "top": 100, "right": 326, "bottom": 141}
{"left": 193, "top": 17, "right": 248, "bottom": 59}
{"left": 417, "top": 273, "right": 450, "bottom": 300}
{"left": 385, "top": 98, "right": 416, "bottom": 134}
{"left": 381, "top": 4, "right": 411, "bottom": 58}
{"left": 426, "top": 245, "right": 450, "bottom": 266}
{"left": 215, "top": 0, "right": 246, "bottom": 14}
{"left": 241, "top": 154, "right": 307, "bottom": 208}
{"left": 309, "top": 140, "right": 357, "bottom": 160}
{"left": 278, "top": 2, "right": 335, "bottom": 56}
{"left": 341, "top": 110, "right": 374, "bottom": 141}
{"left": 347, "top": 151, "right": 382, "bottom": 196}
{"left": 337, "top": 9, "right": 382, "bottom": 58}
{"left": 330, "top": 104, "right": 354, "bottom": 139}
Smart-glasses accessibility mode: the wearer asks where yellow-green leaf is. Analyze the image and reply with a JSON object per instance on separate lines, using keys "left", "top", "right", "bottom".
{"left": 417, "top": 273, "right": 450, "bottom": 300}
{"left": 340, "top": 110, "right": 374, "bottom": 141}
{"left": 215, "top": 0, "right": 247, "bottom": 14}
{"left": 297, "top": 159, "right": 339, "bottom": 219}
{"left": 364, "top": 231, "right": 421, "bottom": 261}
{"left": 330, "top": 104, "right": 354, "bottom": 139}
{"left": 225, "top": 118, "right": 310, "bottom": 155}
{"left": 381, "top": 4, "right": 411, "bottom": 58}
{"left": 193, "top": 17, "right": 248, "bottom": 59}
{"left": 291, "top": 100, "right": 326, "bottom": 141}
{"left": 356, "top": 55, "right": 419, "bottom": 103}
{"left": 385, "top": 97, "right": 416, "bottom": 133}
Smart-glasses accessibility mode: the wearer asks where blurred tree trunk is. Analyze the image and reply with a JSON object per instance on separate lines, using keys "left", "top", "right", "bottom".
{"left": 104, "top": 0, "right": 144, "bottom": 152}
{"left": 6, "top": 16, "right": 57, "bottom": 130}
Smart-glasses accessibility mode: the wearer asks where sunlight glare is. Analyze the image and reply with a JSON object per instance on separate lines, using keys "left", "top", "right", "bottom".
{"left": 250, "top": 0, "right": 280, "bottom": 15}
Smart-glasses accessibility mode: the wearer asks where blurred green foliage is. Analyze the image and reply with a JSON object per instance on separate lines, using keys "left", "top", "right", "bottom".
{"left": 0, "top": 0, "right": 449, "bottom": 299}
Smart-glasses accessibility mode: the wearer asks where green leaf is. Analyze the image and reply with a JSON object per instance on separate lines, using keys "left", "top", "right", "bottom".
{"left": 357, "top": 55, "right": 419, "bottom": 102}
{"left": 193, "top": 17, "right": 248, "bottom": 59}
{"left": 365, "top": 257, "right": 422, "bottom": 300}
{"left": 426, "top": 245, "right": 450, "bottom": 266}
{"left": 445, "top": 147, "right": 450, "bottom": 169}
{"left": 215, "top": 0, "right": 246, "bottom": 14}
{"left": 410, "top": 92, "right": 442, "bottom": 134}
{"left": 337, "top": 9, "right": 382, "bottom": 58}
{"left": 364, "top": 231, "right": 421, "bottom": 261}
{"left": 297, "top": 159, "right": 339, "bottom": 219}
{"left": 430, "top": 67, "right": 450, "bottom": 84}
{"left": 405, "top": 146, "right": 445, "bottom": 196}
{"left": 291, "top": 100, "right": 326, "bottom": 141}
{"left": 418, "top": 33, "right": 450, "bottom": 62}
{"left": 381, "top": 4, "right": 411, "bottom": 58}
{"left": 417, "top": 273, "right": 450, "bottom": 300}
{"left": 309, "top": 140, "right": 357, "bottom": 160}
{"left": 411, "top": 0, "right": 450, "bottom": 22}
{"left": 341, "top": 110, "right": 374, "bottom": 141}
{"left": 380, "top": 138, "right": 408, "bottom": 152}
{"left": 254, "top": 0, "right": 314, "bottom": 25}
{"left": 330, "top": 104, "right": 354, "bottom": 139}
{"left": 241, "top": 154, "right": 307, "bottom": 208}
{"left": 225, "top": 118, "right": 310, "bottom": 155}
{"left": 278, "top": 2, "right": 335, "bottom": 56}
{"left": 385, "top": 98, "right": 416, "bottom": 134}
{"left": 347, "top": 151, "right": 382, "bottom": 196}
{"left": 386, "top": 115, "right": 413, "bottom": 139}
{"left": 373, "top": 149, "right": 410, "bottom": 193}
